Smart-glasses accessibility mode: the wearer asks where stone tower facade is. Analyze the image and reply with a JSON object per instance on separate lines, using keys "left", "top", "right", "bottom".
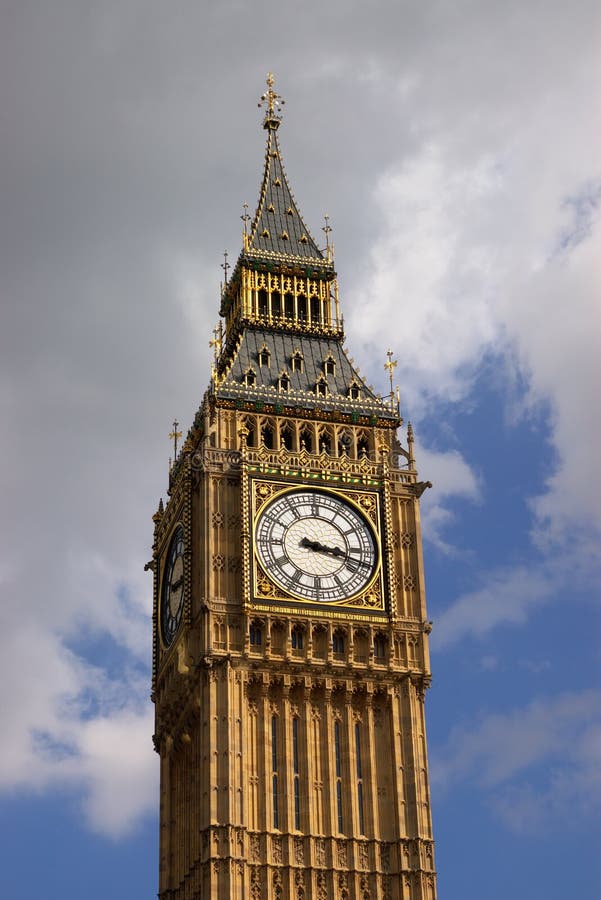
{"left": 151, "top": 76, "right": 437, "bottom": 900}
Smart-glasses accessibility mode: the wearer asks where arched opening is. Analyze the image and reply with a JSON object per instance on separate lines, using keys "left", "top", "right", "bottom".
{"left": 297, "top": 295, "right": 307, "bottom": 322}
{"left": 284, "top": 293, "right": 294, "bottom": 319}
{"left": 310, "top": 296, "right": 320, "bottom": 323}
{"left": 258, "top": 288, "right": 268, "bottom": 317}
{"left": 338, "top": 431, "right": 352, "bottom": 456}
{"left": 249, "top": 621, "right": 262, "bottom": 647}
{"left": 262, "top": 422, "right": 275, "bottom": 449}
{"left": 280, "top": 423, "right": 294, "bottom": 450}
{"left": 299, "top": 426, "right": 313, "bottom": 453}
{"left": 324, "top": 355, "right": 336, "bottom": 376}
{"left": 244, "top": 419, "right": 256, "bottom": 447}
{"left": 319, "top": 429, "right": 332, "bottom": 454}
{"left": 271, "top": 291, "right": 281, "bottom": 319}
{"left": 315, "top": 378, "right": 327, "bottom": 397}
{"left": 374, "top": 634, "right": 387, "bottom": 661}
{"left": 291, "top": 626, "right": 304, "bottom": 652}
{"left": 333, "top": 629, "right": 345, "bottom": 655}
{"left": 357, "top": 433, "right": 370, "bottom": 457}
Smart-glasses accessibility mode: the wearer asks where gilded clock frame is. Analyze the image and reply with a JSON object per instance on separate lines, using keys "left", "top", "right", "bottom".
{"left": 248, "top": 476, "right": 386, "bottom": 613}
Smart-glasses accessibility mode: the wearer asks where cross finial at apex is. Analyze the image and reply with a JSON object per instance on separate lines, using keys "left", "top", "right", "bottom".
{"left": 258, "top": 72, "right": 285, "bottom": 129}
{"left": 169, "top": 419, "right": 183, "bottom": 463}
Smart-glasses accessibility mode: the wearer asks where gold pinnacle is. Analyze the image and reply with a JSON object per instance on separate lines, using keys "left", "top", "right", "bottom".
{"left": 169, "top": 419, "right": 183, "bottom": 461}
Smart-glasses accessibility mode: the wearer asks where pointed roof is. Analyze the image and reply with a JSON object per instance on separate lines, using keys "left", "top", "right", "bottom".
{"left": 243, "top": 75, "right": 333, "bottom": 269}
{"left": 246, "top": 123, "right": 324, "bottom": 262}
{"left": 220, "top": 75, "right": 334, "bottom": 318}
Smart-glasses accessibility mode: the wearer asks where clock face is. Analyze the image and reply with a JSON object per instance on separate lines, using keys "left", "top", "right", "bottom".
{"left": 255, "top": 488, "right": 378, "bottom": 603}
{"left": 161, "top": 526, "right": 185, "bottom": 646}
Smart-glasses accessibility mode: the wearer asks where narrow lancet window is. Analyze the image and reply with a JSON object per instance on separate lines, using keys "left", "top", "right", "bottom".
{"left": 334, "top": 719, "right": 343, "bottom": 832}
{"left": 355, "top": 722, "right": 365, "bottom": 835}
{"left": 272, "top": 715, "right": 279, "bottom": 829}
{"left": 292, "top": 717, "right": 300, "bottom": 830}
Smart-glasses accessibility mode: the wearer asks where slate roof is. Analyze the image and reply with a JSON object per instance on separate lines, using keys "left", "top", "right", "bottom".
{"left": 245, "top": 120, "right": 326, "bottom": 264}
{"left": 216, "top": 328, "right": 398, "bottom": 421}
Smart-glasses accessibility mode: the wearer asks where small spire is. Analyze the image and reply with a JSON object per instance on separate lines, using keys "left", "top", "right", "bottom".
{"left": 209, "top": 322, "right": 223, "bottom": 361}
{"left": 322, "top": 213, "right": 333, "bottom": 261}
{"left": 241, "top": 201, "right": 250, "bottom": 249}
{"left": 258, "top": 72, "right": 285, "bottom": 130}
{"left": 384, "top": 349, "right": 398, "bottom": 412}
{"left": 221, "top": 250, "right": 230, "bottom": 285}
{"left": 407, "top": 422, "right": 415, "bottom": 467}
{"left": 169, "top": 419, "right": 182, "bottom": 462}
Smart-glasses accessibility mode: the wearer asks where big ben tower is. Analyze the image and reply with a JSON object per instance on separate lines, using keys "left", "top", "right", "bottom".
{"left": 151, "top": 75, "right": 437, "bottom": 900}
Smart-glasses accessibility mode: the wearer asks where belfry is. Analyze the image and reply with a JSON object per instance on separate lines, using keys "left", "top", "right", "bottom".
{"left": 151, "top": 75, "right": 437, "bottom": 900}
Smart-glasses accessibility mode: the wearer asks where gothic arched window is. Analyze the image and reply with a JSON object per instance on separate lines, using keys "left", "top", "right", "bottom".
{"left": 250, "top": 621, "right": 262, "bottom": 646}
{"left": 291, "top": 626, "right": 304, "bottom": 650}
{"left": 374, "top": 634, "right": 387, "bottom": 660}
{"left": 333, "top": 630, "right": 345, "bottom": 654}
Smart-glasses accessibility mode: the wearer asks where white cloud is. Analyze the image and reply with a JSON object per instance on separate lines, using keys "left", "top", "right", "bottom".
{"left": 431, "top": 690, "right": 601, "bottom": 833}
{"left": 0, "top": 575, "right": 155, "bottom": 835}
{"left": 433, "top": 563, "right": 555, "bottom": 648}
{"left": 415, "top": 441, "right": 481, "bottom": 553}
{"left": 66, "top": 708, "right": 157, "bottom": 837}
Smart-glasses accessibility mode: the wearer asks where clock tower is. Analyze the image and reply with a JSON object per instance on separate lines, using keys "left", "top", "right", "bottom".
{"left": 151, "top": 76, "right": 437, "bottom": 900}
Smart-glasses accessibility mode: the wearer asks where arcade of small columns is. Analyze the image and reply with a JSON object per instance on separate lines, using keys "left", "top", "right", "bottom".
{"left": 223, "top": 270, "right": 341, "bottom": 335}
{"left": 238, "top": 415, "right": 376, "bottom": 458}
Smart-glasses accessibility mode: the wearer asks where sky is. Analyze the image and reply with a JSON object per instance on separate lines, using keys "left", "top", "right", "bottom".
{"left": 1, "top": 1, "right": 600, "bottom": 897}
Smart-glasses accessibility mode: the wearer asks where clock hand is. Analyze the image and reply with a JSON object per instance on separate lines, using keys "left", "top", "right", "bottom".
{"left": 171, "top": 576, "right": 184, "bottom": 590}
{"left": 300, "top": 537, "right": 345, "bottom": 558}
{"left": 344, "top": 555, "right": 372, "bottom": 571}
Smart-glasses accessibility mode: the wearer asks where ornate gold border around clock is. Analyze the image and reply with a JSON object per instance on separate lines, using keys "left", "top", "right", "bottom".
{"left": 248, "top": 477, "right": 386, "bottom": 612}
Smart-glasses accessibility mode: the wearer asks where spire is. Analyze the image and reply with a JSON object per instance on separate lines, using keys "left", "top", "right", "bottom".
{"left": 246, "top": 74, "right": 327, "bottom": 264}
{"left": 258, "top": 72, "right": 285, "bottom": 132}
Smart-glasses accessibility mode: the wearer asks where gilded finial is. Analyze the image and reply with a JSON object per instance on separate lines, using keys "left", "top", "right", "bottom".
{"left": 221, "top": 250, "right": 230, "bottom": 285}
{"left": 322, "top": 213, "right": 334, "bottom": 262}
{"left": 407, "top": 421, "right": 415, "bottom": 467}
{"left": 258, "top": 73, "right": 285, "bottom": 130}
{"left": 241, "top": 202, "right": 250, "bottom": 249}
{"left": 384, "top": 349, "right": 398, "bottom": 412}
{"left": 169, "top": 419, "right": 183, "bottom": 465}
{"left": 209, "top": 322, "right": 223, "bottom": 361}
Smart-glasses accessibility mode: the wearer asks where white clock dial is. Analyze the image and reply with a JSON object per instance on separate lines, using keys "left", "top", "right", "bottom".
{"left": 255, "top": 488, "right": 378, "bottom": 603}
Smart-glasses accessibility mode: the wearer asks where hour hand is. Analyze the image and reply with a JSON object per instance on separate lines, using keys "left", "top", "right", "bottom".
{"left": 300, "top": 536, "right": 321, "bottom": 551}
{"left": 300, "top": 537, "right": 344, "bottom": 558}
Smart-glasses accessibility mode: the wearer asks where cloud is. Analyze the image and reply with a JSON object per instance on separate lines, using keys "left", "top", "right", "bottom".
{"left": 0, "top": 570, "right": 155, "bottom": 836}
{"left": 65, "top": 708, "right": 157, "bottom": 837}
{"left": 431, "top": 690, "right": 601, "bottom": 834}
{"left": 433, "top": 564, "right": 555, "bottom": 648}
{"left": 415, "top": 442, "right": 481, "bottom": 553}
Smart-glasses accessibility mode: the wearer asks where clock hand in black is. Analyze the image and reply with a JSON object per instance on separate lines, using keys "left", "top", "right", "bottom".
{"left": 300, "top": 537, "right": 344, "bottom": 558}
{"left": 344, "top": 555, "right": 372, "bottom": 571}
{"left": 170, "top": 576, "right": 184, "bottom": 590}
